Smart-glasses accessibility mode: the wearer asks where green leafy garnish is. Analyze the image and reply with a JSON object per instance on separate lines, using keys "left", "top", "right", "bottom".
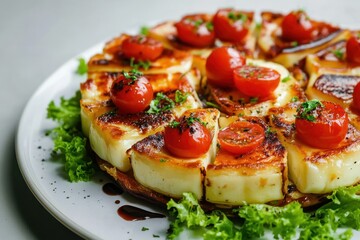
{"left": 76, "top": 58, "right": 88, "bottom": 75}
{"left": 296, "top": 99, "right": 323, "bottom": 122}
{"left": 147, "top": 92, "right": 175, "bottom": 114}
{"left": 141, "top": 227, "right": 149, "bottom": 231}
{"left": 227, "top": 12, "right": 248, "bottom": 23}
{"left": 47, "top": 91, "right": 95, "bottom": 182}
{"left": 169, "top": 120, "right": 180, "bottom": 128}
{"left": 249, "top": 97, "right": 258, "bottom": 103}
{"left": 140, "top": 26, "right": 150, "bottom": 36}
{"left": 281, "top": 75, "right": 291, "bottom": 83}
{"left": 332, "top": 49, "right": 345, "bottom": 60}
{"left": 129, "top": 58, "right": 151, "bottom": 70}
{"left": 205, "top": 101, "right": 220, "bottom": 109}
{"left": 175, "top": 90, "right": 189, "bottom": 104}
{"left": 290, "top": 96, "right": 299, "bottom": 102}
{"left": 291, "top": 41, "right": 299, "bottom": 47}
{"left": 167, "top": 186, "right": 360, "bottom": 240}
{"left": 122, "top": 69, "right": 143, "bottom": 82}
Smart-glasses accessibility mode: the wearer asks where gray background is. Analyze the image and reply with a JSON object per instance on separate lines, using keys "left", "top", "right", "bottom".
{"left": 1, "top": 0, "right": 359, "bottom": 239}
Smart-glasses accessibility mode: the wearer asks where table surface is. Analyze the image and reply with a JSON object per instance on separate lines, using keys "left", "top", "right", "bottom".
{"left": 1, "top": 0, "right": 360, "bottom": 239}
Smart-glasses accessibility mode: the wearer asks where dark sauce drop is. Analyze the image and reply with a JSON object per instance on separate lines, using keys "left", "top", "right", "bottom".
{"left": 117, "top": 205, "right": 165, "bottom": 221}
{"left": 102, "top": 183, "right": 124, "bottom": 196}
{"left": 115, "top": 200, "right": 120, "bottom": 204}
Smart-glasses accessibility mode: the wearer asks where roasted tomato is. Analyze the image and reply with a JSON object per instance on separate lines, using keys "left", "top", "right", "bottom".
{"left": 164, "top": 116, "right": 211, "bottom": 158}
{"left": 233, "top": 65, "right": 280, "bottom": 97}
{"left": 281, "top": 10, "right": 314, "bottom": 43}
{"left": 352, "top": 82, "right": 360, "bottom": 111}
{"left": 218, "top": 121, "right": 265, "bottom": 155}
{"left": 213, "top": 8, "right": 251, "bottom": 43}
{"left": 295, "top": 100, "right": 349, "bottom": 149}
{"left": 346, "top": 36, "right": 360, "bottom": 64}
{"left": 122, "top": 35, "right": 163, "bottom": 61}
{"left": 175, "top": 14, "right": 215, "bottom": 48}
{"left": 110, "top": 70, "right": 153, "bottom": 114}
{"left": 206, "top": 46, "right": 246, "bottom": 87}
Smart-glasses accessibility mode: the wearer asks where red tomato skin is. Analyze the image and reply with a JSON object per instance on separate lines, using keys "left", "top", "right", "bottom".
{"left": 353, "top": 82, "right": 360, "bottom": 111}
{"left": 175, "top": 14, "right": 215, "bottom": 48}
{"left": 233, "top": 65, "right": 281, "bottom": 97}
{"left": 213, "top": 8, "right": 249, "bottom": 43}
{"left": 206, "top": 47, "right": 246, "bottom": 88}
{"left": 164, "top": 122, "right": 211, "bottom": 158}
{"left": 346, "top": 36, "right": 360, "bottom": 64}
{"left": 122, "top": 36, "right": 163, "bottom": 61}
{"left": 218, "top": 121, "right": 265, "bottom": 155}
{"left": 281, "top": 11, "right": 314, "bottom": 43}
{"left": 110, "top": 75, "right": 153, "bottom": 114}
{"left": 295, "top": 102, "right": 349, "bottom": 149}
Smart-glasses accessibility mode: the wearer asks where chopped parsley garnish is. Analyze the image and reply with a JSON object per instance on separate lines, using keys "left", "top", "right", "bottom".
{"left": 174, "top": 90, "right": 189, "bottom": 104}
{"left": 265, "top": 127, "right": 275, "bottom": 136}
{"left": 227, "top": 12, "right": 248, "bottom": 22}
{"left": 332, "top": 49, "right": 345, "bottom": 60}
{"left": 281, "top": 75, "right": 291, "bottom": 83}
{"left": 159, "top": 159, "right": 167, "bottom": 163}
{"left": 205, "top": 22, "right": 214, "bottom": 31}
{"left": 249, "top": 97, "right": 258, "bottom": 103}
{"left": 76, "top": 58, "right": 88, "bottom": 75}
{"left": 147, "top": 92, "right": 175, "bottom": 114}
{"left": 291, "top": 41, "right": 299, "bottom": 47}
{"left": 296, "top": 99, "right": 324, "bottom": 122}
{"left": 139, "top": 26, "right": 150, "bottom": 36}
{"left": 152, "top": 235, "right": 160, "bottom": 238}
{"left": 122, "top": 69, "right": 143, "bottom": 84}
{"left": 141, "top": 227, "right": 149, "bottom": 231}
{"left": 290, "top": 96, "right": 299, "bottom": 102}
{"left": 46, "top": 91, "right": 95, "bottom": 182}
{"left": 205, "top": 101, "right": 220, "bottom": 109}
{"left": 129, "top": 58, "right": 151, "bottom": 70}
{"left": 169, "top": 115, "right": 207, "bottom": 129}
{"left": 169, "top": 120, "right": 180, "bottom": 128}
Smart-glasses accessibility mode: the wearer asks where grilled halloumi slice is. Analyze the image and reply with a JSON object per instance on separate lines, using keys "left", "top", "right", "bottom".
{"left": 130, "top": 108, "right": 220, "bottom": 200}
{"left": 305, "top": 51, "right": 360, "bottom": 129}
{"left": 205, "top": 116, "right": 287, "bottom": 205}
{"left": 209, "top": 59, "right": 305, "bottom": 116}
{"left": 87, "top": 34, "right": 193, "bottom": 75}
{"left": 80, "top": 70, "right": 202, "bottom": 136}
{"left": 269, "top": 102, "right": 360, "bottom": 194}
{"left": 258, "top": 12, "right": 344, "bottom": 68}
{"left": 84, "top": 71, "right": 202, "bottom": 172}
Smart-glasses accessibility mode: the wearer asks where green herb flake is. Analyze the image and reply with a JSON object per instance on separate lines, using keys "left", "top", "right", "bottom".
{"left": 249, "top": 97, "right": 258, "bottom": 103}
{"left": 206, "top": 22, "right": 214, "bottom": 31}
{"left": 332, "top": 49, "right": 345, "bottom": 60}
{"left": 141, "top": 227, "right": 149, "bottom": 231}
{"left": 159, "top": 159, "right": 167, "bottom": 163}
{"left": 46, "top": 91, "right": 95, "bottom": 182}
{"left": 147, "top": 92, "right": 175, "bottom": 114}
{"left": 291, "top": 41, "right": 299, "bottom": 47}
{"left": 205, "top": 101, "right": 220, "bottom": 109}
{"left": 296, "top": 99, "right": 323, "bottom": 122}
{"left": 175, "top": 90, "right": 189, "bottom": 104}
{"left": 152, "top": 234, "right": 160, "bottom": 238}
{"left": 76, "top": 58, "right": 88, "bottom": 75}
{"left": 281, "top": 75, "right": 291, "bottom": 83}
{"left": 139, "top": 26, "right": 150, "bottom": 36}
{"left": 129, "top": 58, "right": 151, "bottom": 70}
{"left": 291, "top": 96, "right": 299, "bottom": 102}
{"left": 169, "top": 121, "right": 180, "bottom": 128}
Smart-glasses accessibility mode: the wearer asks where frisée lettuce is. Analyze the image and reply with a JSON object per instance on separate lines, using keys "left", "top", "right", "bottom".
{"left": 167, "top": 185, "right": 360, "bottom": 240}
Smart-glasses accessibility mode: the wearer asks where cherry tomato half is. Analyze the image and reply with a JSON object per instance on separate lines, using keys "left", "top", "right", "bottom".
{"left": 295, "top": 101, "right": 349, "bottom": 149}
{"left": 213, "top": 8, "right": 251, "bottom": 43}
{"left": 352, "top": 82, "right": 360, "bottom": 111}
{"left": 218, "top": 121, "right": 265, "bottom": 155}
{"left": 281, "top": 11, "right": 314, "bottom": 43}
{"left": 122, "top": 35, "right": 163, "bottom": 61}
{"left": 233, "top": 65, "right": 280, "bottom": 97}
{"left": 164, "top": 118, "right": 211, "bottom": 158}
{"left": 206, "top": 46, "right": 246, "bottom": 88}
{"left": 346, "top": 36, "right": 360, "bottom": 64}
{"left": 110, "top": 71, "right": 153, "bottom": 114}
{"left": 175, "top": 14, "right": 215, "bottom": 48}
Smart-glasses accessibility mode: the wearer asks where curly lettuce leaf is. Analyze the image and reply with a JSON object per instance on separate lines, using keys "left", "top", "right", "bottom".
{"left": 47, "top": 91, "right": 95, "bottom": 182}
{"left": 167, "top": 186, "right": 360, "bottom": 240}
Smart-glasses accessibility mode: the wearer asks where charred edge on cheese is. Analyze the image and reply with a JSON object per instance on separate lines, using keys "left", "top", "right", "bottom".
{"left": 97, "top": 111, "right": 174, "bottom": 134}
{"left": 314, "top": 74, "right": 360, "bottom": 101}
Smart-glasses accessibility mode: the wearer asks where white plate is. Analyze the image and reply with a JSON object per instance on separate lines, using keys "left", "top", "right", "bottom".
{"left": 15, "top": 12, "right": 360, "bottom": 240}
